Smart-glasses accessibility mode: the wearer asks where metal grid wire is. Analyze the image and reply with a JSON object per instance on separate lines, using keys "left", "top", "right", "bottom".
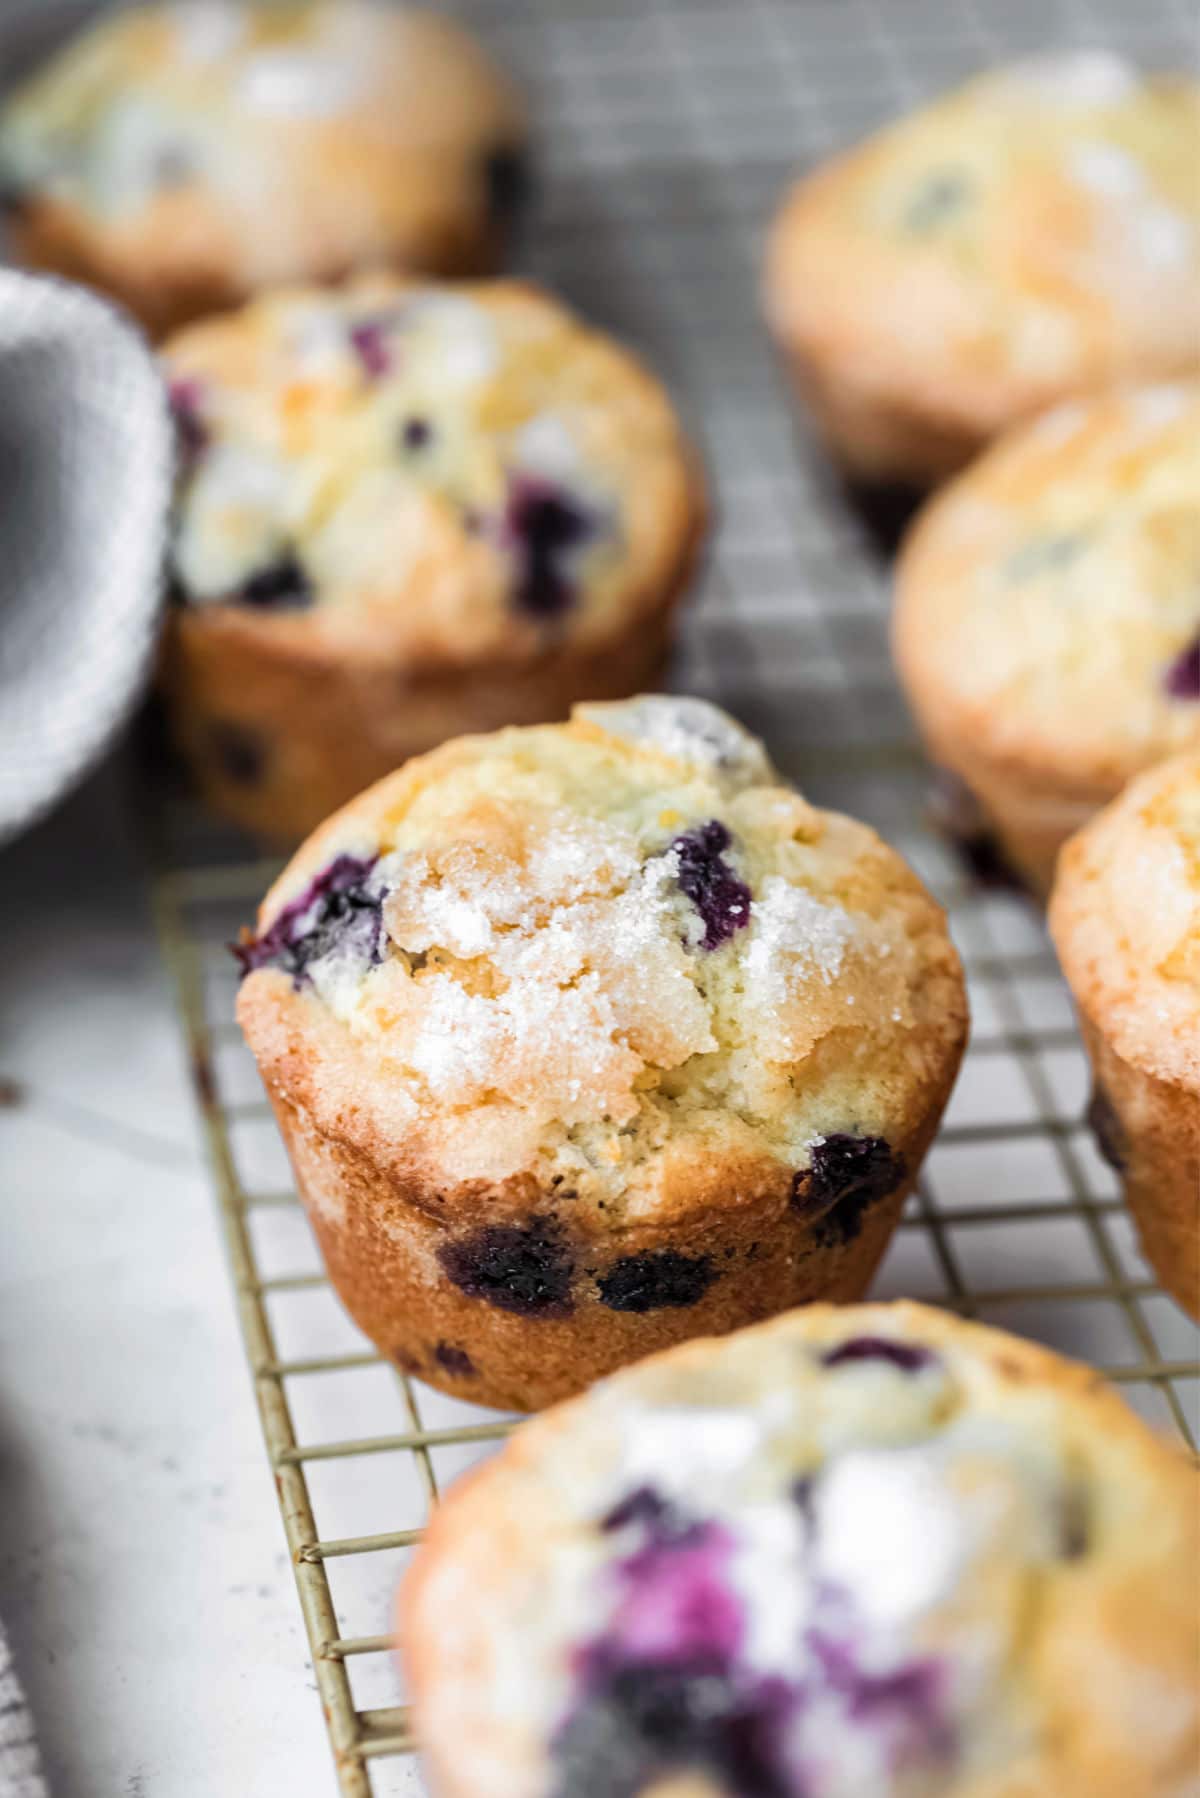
{"left": 139, "top": 2, "right": 1200, "bottom": 1792}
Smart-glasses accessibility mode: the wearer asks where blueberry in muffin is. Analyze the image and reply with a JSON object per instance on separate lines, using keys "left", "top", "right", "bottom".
{"left": 235, "top": 698, "right": 967, "bottom": 1410}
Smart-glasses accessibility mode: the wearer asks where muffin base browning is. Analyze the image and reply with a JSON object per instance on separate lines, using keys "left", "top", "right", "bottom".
{"left": 263, "top": 1084, "right": 953, "bottom": 1412}
{"left": 920, "top": 733, "right": 1116, "bottom": 896}
{"left": 776, "top": 343, "right": 985, "bottom": 487}
{"left": 7, "top": 197, "right": 513, "bottom": 344}
{"left": 1080, "top": 1014, "right": 1200, "bottom": 1322}
{"left": 161, "top": 595, "right": 684, "bottom": 844}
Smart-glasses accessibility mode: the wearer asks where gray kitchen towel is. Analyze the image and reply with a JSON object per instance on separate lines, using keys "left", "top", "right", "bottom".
{"left": 0, "top": 268, "right": 173, "bottom": 846}
{"left": 0, "top": 1622, "right": 45, "bottom": 1798}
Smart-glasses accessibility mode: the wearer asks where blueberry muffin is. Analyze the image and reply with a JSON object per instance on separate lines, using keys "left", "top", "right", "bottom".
{"left": 159, "top": 276, "right": 706, "bottom": 841}
{"left": 235, "top": 699, "right": 967, "bottom": 1411}
{"left": 400, "top": 1300, "right": 1200, "bottom": 1798}
{"left": 0, "top": 1, "right": 526, "bottom": 337}
{"left": 765, "top": 54, "right": 1200, "bottom": 487}
{"left": 1050, "top": 753, "right": 1200, "bottom": 1320}
{"left": 894, "top": 382, "right": 1200, "bottom": 892}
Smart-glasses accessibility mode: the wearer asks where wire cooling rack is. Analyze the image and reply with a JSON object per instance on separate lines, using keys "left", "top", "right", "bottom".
{"left": 136, "top": 1, "right": 1200, "bottom": 1792}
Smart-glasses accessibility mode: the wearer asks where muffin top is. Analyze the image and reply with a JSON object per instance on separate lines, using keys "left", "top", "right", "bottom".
{"left": 235, "top": 698, "right": 965, "bottom": 1217}
{"left": 162, "top": 276, "right": 704, "bottom": 662}
{"left": 1051, "top": 750, "right": 1200, "bottom": 1090}
{"left": 766, "top": 54, "right": 1200, "bottom": 432}
{"left": 402, "top": 1301, "right": 1199, "bottom": 1798}
{"left": 0, "top": 2, "right": 523, "bottom": 284}
{"left": 894, "top": 383, "right": 1200, "bottom": 790}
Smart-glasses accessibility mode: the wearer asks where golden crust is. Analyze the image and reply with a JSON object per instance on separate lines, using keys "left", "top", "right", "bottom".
{"left": 159, "top": 539, "right": 693, "bottom": 843}
{"left": 400, "top": 1301, "right": 1200, "bottom": 1798}
{"left": 0, "top": 4, "right": 525, "bottom": 337}
{"left": 236, "top": 704, "right": 967, "bottom": 1407}
{"left": 764, "top": 59, "right": 1200, "bottom": 483}
{"left": 1050, "top": 753, "right": 1200, "bottom": 1317}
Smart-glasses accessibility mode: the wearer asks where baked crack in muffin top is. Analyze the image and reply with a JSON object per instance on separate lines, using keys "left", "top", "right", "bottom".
{"left": 402, "top": 1302, "right": 1199, "bottom": 1798}
{"left": 235, "top": 698, "right": 965, "bottom": 1219}
{"left": 162, "top": 277, "right": 703, "bottom": 662}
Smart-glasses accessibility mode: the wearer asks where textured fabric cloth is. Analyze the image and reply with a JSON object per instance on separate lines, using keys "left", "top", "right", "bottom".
{"left": 0, "top": 1623, "right": 45, "bottom": 1798}
{"left": 0, "top": 268, "right": 172, "bottom": 845}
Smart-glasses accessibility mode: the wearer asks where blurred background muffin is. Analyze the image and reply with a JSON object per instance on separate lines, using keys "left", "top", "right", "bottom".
{"left": 765, "top": 54, "right": 1200, "bottom": 490}
{"left": 159, "top": 275, "right": 707, "bottom": 840}
{"left": 0, "top": 0, "right": 527, "bottom": 337}
{"left": 1051, "top": 752, "right": 1200, "bottom": 1320}
{"left": 401, "top": 1301, "right": 1200, "bottom": 1798}
{"left": 893, "top": 382, "right": 1200, "bottom": 891}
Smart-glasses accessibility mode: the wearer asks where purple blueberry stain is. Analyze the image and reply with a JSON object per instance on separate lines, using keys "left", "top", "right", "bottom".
{"left": 1164, "top": 634, "right": 1200, "bottom": 701}
{"left": 438, "top": 1219, "right": 575, "bottom": 1318}
{"left": 236, "top": 553, "right": 313, "bottom": 611}
{"left": 821, "top": 1336, "right": 935, "bottom": 1375}
{"left": 597, "top": 1251, "right": 716, "bottom": 1314}
{"left": 233, "top": 854, "right": 385, "bottom": 986}
{"left": 168, "top": 377, "right": 209, "bottom": 471}
{"left": 671, "top": 820, "right": 752, "bottom": 950}
{"left": 504, "top": 475, "right": 594, "bottom": 618}
{"left": 808, "top": 1628, "right": 952, "bottom": 1766}
{"left": 348, "top": 316, "right": 395, "bottom": 380}
{"left": 432, "top": 1342, "right": 476, "bottom": 1378}
{"left": 553, "top": 1491, "right": 956, "bottom": 1798}
{"left": 792, "top": 1134, "right": 905, "bottom": 1244}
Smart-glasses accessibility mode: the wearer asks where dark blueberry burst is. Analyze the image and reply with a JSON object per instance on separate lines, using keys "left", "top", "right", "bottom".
{"left": 236, "top": 553, "right": 314, "bottom": 611}
{"left": 1164, "top": 634, "right": 1200, "bottom": 701}
{"left": 233, "top": 854, "right": 385, "bottom": 986}
{"left": 597, "top": 1251, "right": 716, "bottom": 1313}
{"left": 671, "top": 820, "right": 752, "bottom": 950}
{"left": 505, "top": 475, "right": 593, "bottom": 618}
{"left": 438, "top": 1219, "right": 575, "bottom": 1318}
{"left": 792, "top": 1133, "right": 905, "bottom": 1243}
{"left": 1086, "top": 1085, "right": 1127, "bottom": 1173}
{"left": 552, "top": 1656, "right": 794, "bottom": 1798}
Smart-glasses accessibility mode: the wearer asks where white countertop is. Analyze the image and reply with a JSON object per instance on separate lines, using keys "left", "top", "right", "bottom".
{"left": 0, "top": 761, "right": 337, "bottom": 1796}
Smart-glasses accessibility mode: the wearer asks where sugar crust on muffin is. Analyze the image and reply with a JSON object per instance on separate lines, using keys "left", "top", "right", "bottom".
{"left": 236, "top": 698, "right": 965, "bottom": 1216}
